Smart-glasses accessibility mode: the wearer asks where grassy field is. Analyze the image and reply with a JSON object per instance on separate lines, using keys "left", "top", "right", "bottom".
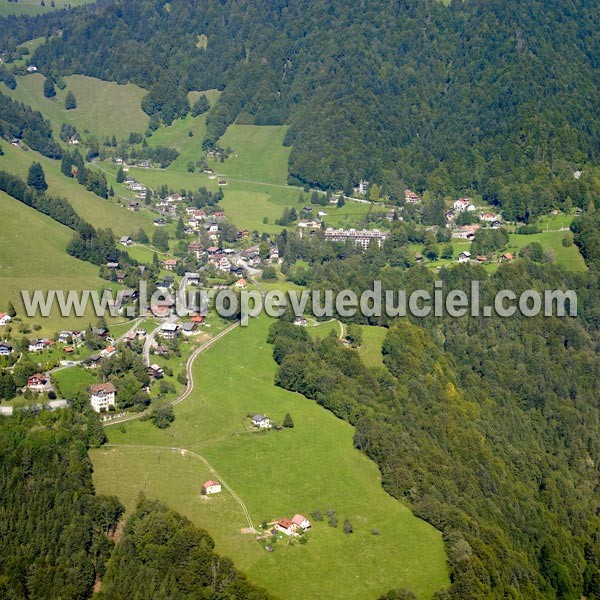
{"left": 0, "top": 143, "right": 158, "bottom": 235}
{"left": 0, "top": 190, "right": 109, "bottom": 335}
{"left": 0, "top": 0, "right": 93, "bottom": 16}
{"left": 217, "top": 125, "right": 291, "bottom": 186}
{"left": 357, "top": 325, "right": 387, "bottom": 368}
{"left": 91, "top": 316, "right": 449, "bottom": 600}
{"left": 1, "top": 74, "right": 149, "bottom": 138}
{"left": 52, "top": 366, "right": 96, "bottom": 398}
{"left": 149, "top": 90, "right": 221, "bottom": 171}
{"left": 306, "top": 320, "right": 341, "bottom": 340}
{"left": 507, "top": 230, "right": 586, "bottom": 272}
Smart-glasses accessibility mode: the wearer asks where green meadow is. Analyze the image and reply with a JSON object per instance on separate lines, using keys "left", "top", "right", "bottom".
{"left": 0, "top": 190, "right": 109, "bottom": 335}
{"left": 507, "top": 230, "right": 586, "bottom": 272}
{"left": 148, "top": 89, "right": 221, "bottom": 171}
{"left": 2, "top": 74, "right": 149, "bottom": 138}
{"left": 51, "top": 366, "right": 96, "bottom": 398}
{"left": 0, "top": 0, "right": 93, "bottom": 17}
{"left": 92, "top": 316, "right": 449, "bottom": 600}
{"left": 0, "top": 143, "right": 157, "bottom": 234}
{"left": 357, "top": 325, "right": 387, "bottom": 368}
{"left": 218, "top": 125, "right": 291, "bottom": 186}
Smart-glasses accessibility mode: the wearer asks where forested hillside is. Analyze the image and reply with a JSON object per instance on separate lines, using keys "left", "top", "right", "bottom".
{"left": 0, "top": 90, "right": 61, "bottom": 158}
{"left": 0, "top": 411, "right": 122, "bottom": 599}
{"left": 2, "top": 0, "right": 599, "bottom": 218}
{"left": 266, "top": 230, "right": 600, "bottom": 599}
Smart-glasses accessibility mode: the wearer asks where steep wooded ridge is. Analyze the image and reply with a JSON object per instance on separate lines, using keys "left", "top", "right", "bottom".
{"left": 266, "top": 244, "right": 600, "bottom": 599}
{"left": 2, "top": 0, "right": 600, "bottom": 219}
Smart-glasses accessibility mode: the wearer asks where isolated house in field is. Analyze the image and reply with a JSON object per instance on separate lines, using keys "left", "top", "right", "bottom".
{"left": 119, "top": 235, "right": 133, "bottom": 246}
{"left": 499, "top": 252, "right": 515, "bottom": 263}
{"left": 202, "top": 480, "right": 222, "bottom": 495}
{"left": 293, "top": 317, "right": 308, "bottom": 326}
{"left": 0, "top": 313, "right": 12, "bottom": 326}
{"left": 458, "top": 251, "right": 472, "bottom": 263}
{"left": 234, "top": 278, "right": 248, "bottom": 289}
{"left": 251, "top": 414, "right": 271, "bottom": 429}
{"left": 0, "top": 342, "right": 13, "bottom": 356}
{"left": 89, "top": 382, "right": 116, "bottom": 412}
{"left": 291, "top": 514, "right": 311, "bottom": 530}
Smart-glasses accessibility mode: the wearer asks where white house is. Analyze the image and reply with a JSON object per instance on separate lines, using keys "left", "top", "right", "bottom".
{"left": 252, "top": 414, "right": 271, "bottom": 429}
{"left": 0, "top": 342, "right": 13, "bottom": 356}
{"left": 202, "top": 480, "right": 222, "bottom": 495}
{"left": 0, "top": 313, "right": 12, "bottom": 326}
{"left": 291, "top": 514, "right": 311, "bottom": 530}
{"left": 458, "top": 251, "right": 472, "bottom": 263}
{"left": 28, "top": 339, "right": 49, "bottom": 353}
{"left": 89, "top": 382, "right": 116, "bottom": 412}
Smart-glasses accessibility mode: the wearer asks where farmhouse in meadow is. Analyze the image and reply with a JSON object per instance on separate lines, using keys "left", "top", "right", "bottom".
{"left": 252, "top": 414, "right": 271, "bottom": 429}
{"left": 202, "top": 480, "right": 222, "bottom": 495}
{"left": 89, "top": 382, "right": 116, "bottom": 412}
{"left": 274, "top": 514, "right": 311, "bottom": 536}
{"left": 0, "top": 313, "right": 12, "bottom": 326}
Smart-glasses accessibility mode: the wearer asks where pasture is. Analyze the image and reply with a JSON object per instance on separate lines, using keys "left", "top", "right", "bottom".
{"left": 1, "top": 74, "right": 149, "bottom": 138}
{"left": 91, "top": 316, "right": 449, "bottom": 600}
{"left": 0, "top": 190, "right": 109, "bottom": 335}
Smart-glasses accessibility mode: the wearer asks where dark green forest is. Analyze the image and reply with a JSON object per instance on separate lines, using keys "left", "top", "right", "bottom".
{"left": 267, "top": 229, "right": 600, "bottom": 599}
{"left": 2, "top": 0, "right": 599, "bottom": 218}
{"left": 0, "top": 411, "right": 122, "bottom": 599}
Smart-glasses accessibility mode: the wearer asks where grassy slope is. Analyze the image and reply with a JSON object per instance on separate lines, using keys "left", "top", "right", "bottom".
{"left": 0, "top": 0, "right": 92, "bottom": 17}
{"left": 0, "top": 142, "right": 157, "bottom": 234}
{"left": 357, "top": 325, "right": 387, "bottom": 368}
{"left": 0, "top": 190, "right": 107, "bottom": 335}
{"left": 91, "top": 316, "right": 449, "bottom": 600}
{"left": 508, "top": 230, "right": 586, "bottom": 272}
{"left": 148, "top": 89, "right": 221, "bottom": 171}
{"left": 51, "top": 365, "right": 96, "bottom": 397}
{"left": 2, "top": 74, "right": 149, "bottom": 138}
{"left": 218, "top": 125, "right": 291, "bottom": 186}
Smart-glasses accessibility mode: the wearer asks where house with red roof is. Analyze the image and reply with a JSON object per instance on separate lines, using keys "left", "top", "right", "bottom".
{"left": 0, "top": 313, "right": 12, "bottom": 326}
{"left": 27, "top": 374, "right": 49, "bottom": 392}
{"left": 275, "top": 518, "right": 295, "bottom": 536}
{"left": 202, "top": 481, "right": 222, "bottom": 495}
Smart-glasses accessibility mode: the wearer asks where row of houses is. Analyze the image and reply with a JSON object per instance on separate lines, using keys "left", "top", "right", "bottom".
{"left": 458, "top": 251, "right": 515, "bottom": 264}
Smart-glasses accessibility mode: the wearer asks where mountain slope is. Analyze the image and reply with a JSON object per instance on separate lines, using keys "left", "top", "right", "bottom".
{"left": 5, "top": 0, "right": 598, "bottom": 218}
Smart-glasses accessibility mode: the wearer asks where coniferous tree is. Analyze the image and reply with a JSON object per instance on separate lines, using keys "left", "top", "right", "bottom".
{"left": 65, "top": 90, "right": 77, "bottom": 110}
{"left": 27, "top": 162, "right": 47, "bottom": 192}
{"left": 43, "top": 76, "right": 55, "bottom": 98}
